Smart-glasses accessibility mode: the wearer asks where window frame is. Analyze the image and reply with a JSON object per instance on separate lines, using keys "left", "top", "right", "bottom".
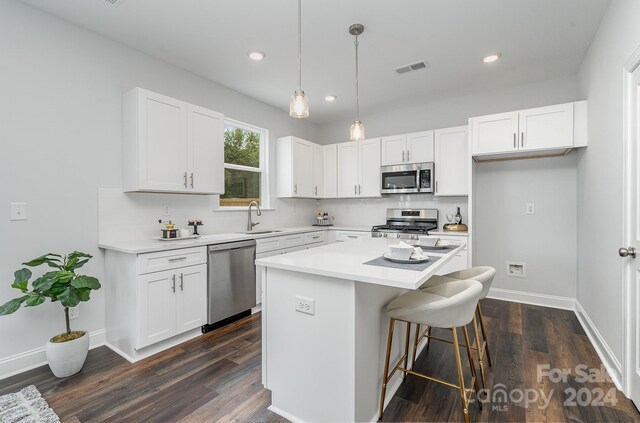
{"left": 218, "top": 117, "right": 270, "bottom": 210}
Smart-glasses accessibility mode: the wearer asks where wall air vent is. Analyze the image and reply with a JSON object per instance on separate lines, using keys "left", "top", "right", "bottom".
{"left": 394, "top": 60, "right": 431, "bottom": 75}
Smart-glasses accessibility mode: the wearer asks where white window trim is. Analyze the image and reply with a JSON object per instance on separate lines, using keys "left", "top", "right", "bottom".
{"left": 217, "top": 117, "right": 271, "bottom": 210}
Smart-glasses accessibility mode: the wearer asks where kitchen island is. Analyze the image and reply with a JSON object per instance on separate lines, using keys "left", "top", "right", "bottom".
{"left": 256, "top": 237, "right": 466, "bottom": 423}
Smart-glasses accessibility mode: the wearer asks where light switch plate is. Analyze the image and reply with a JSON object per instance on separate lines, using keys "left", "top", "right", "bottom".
{"left": 10, "top": 202, "right": 27, "bottom": 221}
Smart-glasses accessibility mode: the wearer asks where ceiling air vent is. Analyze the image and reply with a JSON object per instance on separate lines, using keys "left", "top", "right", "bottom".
{"left": 103, "top": 0, "right": 126, "bottom": 7}
{"left": 395, "top": 60, "right": 431, "bottom": 75}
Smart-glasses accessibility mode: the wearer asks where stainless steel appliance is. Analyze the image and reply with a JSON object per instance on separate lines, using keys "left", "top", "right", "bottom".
{"left": 371, "top": 208, "right": 438, "bottom": 239}
{"left": 380, "top": 163, "right": 434, "bottom": 194}
{"left": 204, "top": 239, "right": 257, "bottom": 330}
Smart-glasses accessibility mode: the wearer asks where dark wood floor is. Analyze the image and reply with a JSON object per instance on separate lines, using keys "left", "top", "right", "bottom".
{"left": 1, "top": 299, "right": 638, "bottom": 422}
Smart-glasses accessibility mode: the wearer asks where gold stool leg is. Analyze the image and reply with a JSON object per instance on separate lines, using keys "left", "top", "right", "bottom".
{"left": 477, "top": 304, "right": 492, "bottom": 367}
{"left": 411, "top": 324, "right": 420, "bottom": 370}
{"left": 425, "top": 326, "right": 432, "bottom": 351}
{"left": 403, "top": 322, "right": 411, "bottom": 381}
{"left": 452, "top": 327, "right": 470, "bottom": 423}
{"left": 472, "top": 315, "right": 487, "bottom": 388}
{"left": 462, "top": 325, "right": 482, "bottom": 411}
{"left": 379, "top": 318, "right": 395, "bottom": 419}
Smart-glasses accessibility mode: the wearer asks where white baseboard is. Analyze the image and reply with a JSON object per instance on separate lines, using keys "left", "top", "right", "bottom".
{"left": 487, "top": 287, "right": 576, "bottom": 310}
{"left": 574, "top": 301, "right": 623, "bottom": 391}
{"left": 0, "top": 328, "right": 106, "bottom": 381}
{"left": 268, "top": 405, "right": 306, "bottom": 423}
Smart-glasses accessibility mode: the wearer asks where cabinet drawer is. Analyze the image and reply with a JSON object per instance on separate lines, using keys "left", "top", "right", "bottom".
{"left": 335, "top": 231, "right": 370, "bottom": 242}
{"left": 256, "top": 237, "right": 284, "bottom": 253}
{"left": 304, "top": 231, "right": 326, "bottom": 244}
{"left": 436, "top": 250, "right": 469, "bottom": 275}
{"left": 282, "top": 234, "right": 305, "bottom": 249}
{"left": 137, "top": 247, "right": 207, "bottom": 275}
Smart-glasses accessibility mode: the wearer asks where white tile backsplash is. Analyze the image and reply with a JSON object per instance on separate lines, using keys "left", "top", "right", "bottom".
{"left": 98, "top": 187, "right": 317, "bottom": 243}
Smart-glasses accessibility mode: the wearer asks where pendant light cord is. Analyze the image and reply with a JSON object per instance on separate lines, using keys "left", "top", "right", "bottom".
{"left": 298, "top": 0, "right": 302, "bottom": 91}
{"left": 355, "top": 35, "right": 360, "bottom": 121}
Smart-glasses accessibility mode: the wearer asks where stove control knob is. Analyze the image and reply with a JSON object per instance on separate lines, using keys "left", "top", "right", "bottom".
{"left": 384, "top": 233, "right": 388, "bottom": 238}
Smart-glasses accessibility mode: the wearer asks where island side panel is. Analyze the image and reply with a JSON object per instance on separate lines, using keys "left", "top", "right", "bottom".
{"left": 263, "top": 267, "right": 356, "bottom": 423}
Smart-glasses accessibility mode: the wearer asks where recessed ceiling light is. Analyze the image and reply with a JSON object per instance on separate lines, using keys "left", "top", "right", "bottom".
{"left": 324, "top": 95, "right": 337, "bottom": 102}
{"left": 247, "top": 50, "right": 266, "bottom": 61}
{"left": 482, "top": 53, "right": 501, "bottom": 63}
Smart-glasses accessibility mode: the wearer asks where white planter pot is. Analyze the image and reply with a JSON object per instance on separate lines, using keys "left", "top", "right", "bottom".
{"left": 46, "top": 331, "right": 89, "bottom": 378}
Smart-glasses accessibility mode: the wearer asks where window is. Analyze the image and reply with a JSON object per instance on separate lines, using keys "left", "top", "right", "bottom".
{"left": 220, "top": 119, "right": 269, "bottom": 208}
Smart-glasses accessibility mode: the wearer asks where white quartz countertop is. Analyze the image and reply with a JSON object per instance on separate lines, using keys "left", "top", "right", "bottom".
{"left": 99, "top": 226, "right": 337, "bottom": 254}
{"left": 256, "top": 237, "right": 465, "bottom": 290}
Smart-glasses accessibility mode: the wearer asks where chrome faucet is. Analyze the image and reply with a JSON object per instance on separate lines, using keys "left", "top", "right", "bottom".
{"left": 247, "top": 201, "right": 262, "bottom": 231}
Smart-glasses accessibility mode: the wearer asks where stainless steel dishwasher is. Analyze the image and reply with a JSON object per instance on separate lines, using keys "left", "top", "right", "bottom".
{"left": 204, "top": 239, "right": 257, "bottom": 331}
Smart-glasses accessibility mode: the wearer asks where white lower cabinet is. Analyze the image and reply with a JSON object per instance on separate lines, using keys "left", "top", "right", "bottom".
{"left": 136, "top": 263, "right": 207, "bottom": 349}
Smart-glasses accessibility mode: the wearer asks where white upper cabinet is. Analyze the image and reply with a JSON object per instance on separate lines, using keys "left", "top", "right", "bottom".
{"left": 338, "top": 138, "right": 381, "bottom": 198}
{"left": 323, "top": 145, "right": 338, "bottom": 198}
{"left": 313, "top": 144, "right": 323, "bottom": 197}
{"left": 434, "top": 126, "right": 468, "bottom": 197}
{"left": 277, "top": 136, "right": 320, "bottom": 198}
{"left": 381, "top": 131, "right": 434, "bottom": 165}
{"left": 123, "top": 88, "right": 224, "bottom": 194}
{"left": 470, "top": 101, "right": 584, "bottom": 161}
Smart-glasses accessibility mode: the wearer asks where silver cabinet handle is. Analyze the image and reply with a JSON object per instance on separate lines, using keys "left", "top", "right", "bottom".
{"left": 179, "top": 273, "right": 184, "bottom": 291}
{"left": 513, "top": 133, "right": 516, "bottom": 149}
{"left": 294, "top": 184, "right": 297, "bottom": 195}
{"left": 402, "top": 151, "right": 405, "bottom": 162}
{"left": 168, "top": 257, "right": 187, "bottom": 262}
{"left": 315, "top": 186, "right": 318, "bottom": 195}
{"left": 171, "top": 274, "right": 176, "bottom": 293}
{"left": 521, "top": 132, "right": 524, "bottom": 147}
{"left": 312, "top": 235, "right": 320, "bottom": 239}
{"left": 347, "top": 235, "right": 358, "bottom": 238}
{"left": 354, "top": 185, "right": 357, "bottom": 195}
{"left": 407, "top": 150, "right": 410, "bottom": 162}
{"left": 358, "top": 184, "right": 362, "bottom": 195}
{"left": 183, "top": 172, "right": 188, "bottom": 188}
{"left": 190, "top": 172, "right": 194, "bottom": 188}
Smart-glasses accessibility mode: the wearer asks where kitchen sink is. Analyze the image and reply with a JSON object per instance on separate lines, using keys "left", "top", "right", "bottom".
{"left": 239, "top": 230, "right": 283, "bottom": 235}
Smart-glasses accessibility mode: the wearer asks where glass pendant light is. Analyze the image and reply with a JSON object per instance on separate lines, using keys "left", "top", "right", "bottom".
{"left": 289, "top": 0, "right": 309, "bottom": 118}
{"left": 349, "top": 24, "right": 365, "bottom": 140}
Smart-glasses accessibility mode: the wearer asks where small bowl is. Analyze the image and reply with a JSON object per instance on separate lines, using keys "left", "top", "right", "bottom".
{"left": 389, "top": 244, "right": 414, "bottom": 260}
{"left": 165, "top": 224, "right": 175, "bottom": 230}
{"left": 418, "top": 236, "right": 439, "bottom": 247}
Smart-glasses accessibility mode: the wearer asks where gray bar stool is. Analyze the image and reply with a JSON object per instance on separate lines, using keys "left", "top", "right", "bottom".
{"left": 415, "top": 266, "right": 496, "bottom": 388}
{"left": 379, "top": 280, "right": 483, "bottom": 423}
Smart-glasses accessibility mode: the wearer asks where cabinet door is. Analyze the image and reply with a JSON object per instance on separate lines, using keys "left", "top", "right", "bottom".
{"left": 434, "top": 126, "right": 468, "bottom": 196}
{"left": 187, "top": 105, "right": 224, "bottom": 194}
{"left": 337, "top": 141, "right": 359, "bottom": 197}
{"left": 323, "top": 144, "right": 338, "bottom": 198}
{"left": 358, "top": 138, "right": 382, "bottom": 197}
{"left": 138, "top": 90, "right": 188, "bottom": 191}
{"left": 176, "top": 264, "right": 207, "bottom": 333}
{"left": 406, "top": 131, "right": 434, "bottom": 163}
{"left": 519, "top": 103, "right": 574, "bottom": 151}
{"left": 313, "top": 144, "right": 323, "bottom": 198}
{"left": 136, "top": 269, "right": 177, "bottom": 349}
{"left": 292, "top": 138, "right": 314, "bottom": 197}
{"left": 381, "top": 135, "right": 407, "bottom": 165}
{"left": 471, "top": 111, "right": 519, "bottom": 155}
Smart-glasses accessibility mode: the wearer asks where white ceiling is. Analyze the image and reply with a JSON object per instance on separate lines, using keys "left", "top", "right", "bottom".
{"left": 19, "top": 0, "right": 610, "bottom": 123}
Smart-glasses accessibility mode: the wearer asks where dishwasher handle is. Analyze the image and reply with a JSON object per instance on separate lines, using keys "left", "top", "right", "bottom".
{"left": 208, "top": 239, "right": 256, "bottom": 253}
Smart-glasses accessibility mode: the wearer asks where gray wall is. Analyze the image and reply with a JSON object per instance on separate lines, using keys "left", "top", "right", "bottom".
{"left": 0, "top": 0, "right": 317, "bottom": 361}
{"left": 576, "top": 0, "right": 640, "bottom": 367}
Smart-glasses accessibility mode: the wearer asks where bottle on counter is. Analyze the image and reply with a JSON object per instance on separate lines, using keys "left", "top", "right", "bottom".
{"left": 455, "top": 207, "right": 462, "bottom": 224}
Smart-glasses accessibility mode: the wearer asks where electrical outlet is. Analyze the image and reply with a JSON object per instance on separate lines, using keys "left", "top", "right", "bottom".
{"left": 68, "top": 306, "right": 79, "bottom": 320}
{"left": 526, "top": 203, "right": 535, "bottom": 214}
{"left": 162, "top": 204, "right": 171, "bottom": 217}
{"left": 10, "top": 202, "right": 27, "bottom": 221}
{"left": 506, "top": 261, "right": 527, "bottom": 278}
{"left": 295, "top": 296, "right": 315, "bottom": 315}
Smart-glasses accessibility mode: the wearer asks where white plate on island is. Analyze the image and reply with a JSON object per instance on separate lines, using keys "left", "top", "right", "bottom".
{"left": 382, "top": 253, "right": 430, "bottom": 264}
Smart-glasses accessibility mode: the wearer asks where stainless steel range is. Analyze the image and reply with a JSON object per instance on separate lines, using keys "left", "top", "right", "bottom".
{"left": 371, "top": 208, "right": 438, "bottom": 239}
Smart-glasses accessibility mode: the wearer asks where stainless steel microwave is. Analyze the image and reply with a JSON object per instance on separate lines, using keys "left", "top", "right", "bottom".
{"left": 380, "top": 163, "right": 434, "bottom": 194}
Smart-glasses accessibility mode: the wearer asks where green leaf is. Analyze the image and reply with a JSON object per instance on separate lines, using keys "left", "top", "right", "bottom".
{"left": 70, "top": 276, "right": 101, "bottom": 290}
{"left": 56, "top": 270, "right": 74, "bottom": 284}
{"left": 23, "top": 253, "right": 62, "bottom": 268}
{"left": 68, "top": 251, "right": 92, "bottom": 261}
{"left": 48, "top": 282, "right": 67, "bottom": 297}
{"left": 11, "top": 281, "right": 28, "bottom": 292}
{"left": 31, "top": 272, "right": 58, "bottom": 293}
{"left": 0, "top": 296, "right": 29, "bottom": 315}
{"left": 14, "top": 268, "right": 32, "bottom": 284}
{"left": 77, "top": 288, "right": 91, "bottom": 302}
{"left": 58, "top": 286, "right": 81, "bottom": 308}
{"left": 24, "top": 295, "right": 45, "bottom": 307}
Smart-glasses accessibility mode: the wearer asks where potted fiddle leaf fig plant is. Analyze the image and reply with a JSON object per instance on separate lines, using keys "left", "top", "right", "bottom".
{"left": 0, "top": 251, "right": 101, "bottom": 378}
